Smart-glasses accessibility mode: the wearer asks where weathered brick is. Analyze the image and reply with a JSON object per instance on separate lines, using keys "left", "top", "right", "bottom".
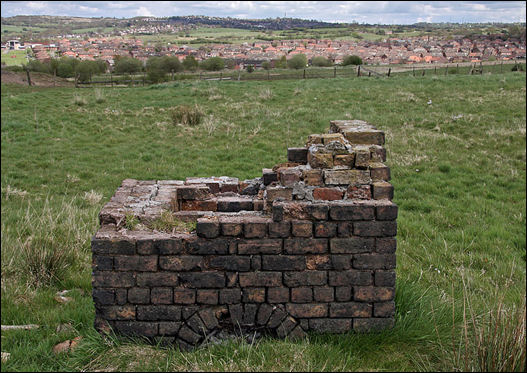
{"left": 187, "top": 313, "right": 208, "bottom": 334}
{"left": 306, "top": 255, "right": 331, "bottom": 270}
{"left": 291, "top": 220, "right": 312, "bottom": 237}
{"left": 376, "top": 204, "right": 398, "bottom": 221}
{"left": 288, "top": 148, "right": 308, "bottom": 163}
{"left": 217, "top": 198, "right": 253, "bottom": 212}
{"left": 242, "top": 288, "right": 266, "bottom": 303}
{"left": 309, "top": 319, "right": 352, "bottom": 333}
{"left": 179, "top": 272, "right": 226, "bottom": 288}
{"left": 196, "top": 289, "right": 219, "bottom": 305}
{"left": 239, "top": 272, "right": 282, "bottom": 287}
{"left": 376, "top": 237, "right": 397, "bottom": 253}
{"left": 115, "top": 289, "right": 127, "bottom": 304}
{"left": 266, "top": 306, "right": 288, "bottom": 328}
{"left": 93, "top": 272, "right": 135, "bottom": 288}
{"left": 291, "top": 287, "right": 313, "bottom": 302}
{"left": 93, "top": 289, "right": 115, "bottom": 305}
{"left": 180, "top": 200, "right": 218, "bottom": 212}
{"left": 329, "top": 203, "right": 375, "bottom": 221}
{"left": 159, "top": 256, "right": 203, "bottom": 271}
{"left": 375, "top": 270, "right": 396, "bottom": 287}
{"left": 244, "top": 221, "right": 267, "bottom": 238}
{"left": 137, "top": 272, "right": 178, "bottom": 287}
{"left": 306, "top": 204, "right": 329, "bottom": 220}
{"left": 176, "top": 186, "right": 210, "bottom": 200}
{"left": 330, "top": 302, "right": 372, "bottom": 317}
{"left": 308, "top": 152, "right": 333, "bottom": 169}
{"left": 159, "top": 322, "right": 182, "bottom": 336}
{"left": 354, "top": 149, "right": 371, "bottom": 168}
{"left": 114, "top": 321, "right": 158, "bottom": 337}
{"left": 251, "top": 256, "right": 262, "bottom": 270}
{"left": 151, "top": 288, "right": 173, "bottom": 304}
{"left": 284, "top": 238, "right": 328, "bottom": 254}
{"left": 156, "top": 238, "right": 185, "bottom": 255}
{"left": 92, "top": 238, "right": 135, "bottom": 255}
{"left": 313, "top": 286, "right": 334, "bottom": 302}
{"left": 335, "top": 286, "right": 352, "bottom": 301}
{"left": 276, "top": 316, "right": 298, "bottom": 338}
{"left": 374, "top": 301, "right": 395, "bottom": 317}
{"left": 278, "top": 168, "right": 302, "bottom": 187}
{"left": 337, "top": 222, "right": 353, "bottom": 237}
{"left": 354, "top": 254, "right": 396, "bottom": 270}
{"left": 354, "top": 221, "right": 397, "bottom": 237}
{"left": 303, "top": 169, "right": 323, "bottom": 186}
{"left": 330, "top": 237, "right": 375, "bottom": 254}
{"left": 341, "top": 129, "right": 385, "bottom": 145}
{"left": 128, "top": 288, "right": 150, "bottom": 304}
{"left": 314, "top": 222, "right": 338, "bottom": 238}
{"left": 137, "top": 305, "right": 181, "bottom": 321}
{"left": 199, "top": 308, "right": 220, "bottom": 330}
{"left": 284, "top": 271, "right": 327, "bottom": 287}
{"left": 207, "top": 255, "right": 251, "bottom": 271}
{"left": 256, "top": 303, "right": 274, "bottom": 325}
{"left": 196, "top": 218, "right": 220, "bottom": 238}
{"left": 265, "top": 186, "right": 293, "bottom": 202}
{"left": 114, "top": 255, "right": 157, "bottom": 272}
{"left": 272, "top": 203, "right": 284, "bottom": 221}
{"left": 262, "top": 169, "right": 278, "bottom": 185}
{"left": 286, "top": 303, "right": 327, "bottom": 318}
{"left": 99, "top": 305, "right": 136, "bottom": 320}
{"left": 136, "top": 239, "right": 157, "bottom": 255}
{"left": 93, "top": 256, "right": 113, "bottom": 271}
{"left": 369, "top": 162, "right": 391, "bottom": 181}
{"left": 221, "top": 222, "right": 243, "bottom": 237}
{"left": 182, "top": 305, "right": 200, "bottom": 320}
{"left": 173, "top": 289, "right": 196, "bottom": 304}
{"left": 372, "top": 181, "right": 394, "bottom": 200}
{"left": 328, "top": 271, "right": 373, "bottom": 286}
{"left": 354, "top": 286, "right": 395, "bottom": 302}
{"left": 219, "top": 288, "right": 242, "bottom": 304}
{"left": 333, "top": 154, "right": 355, "bottom": 167}
{"left": 346, "top": 184, "right": 372, "bottom": 199}
{"left": 268, "top": 221, "right": 291, "bottom": 238}
{"left": 330, "top": 255, "right": 352, "bottom": 270}
{"left": 324, "top": 169, "right": 370, "bottom": 185}
{"left": 242, "top": 304, "right": 259, "bottom": 326}
{"left": 353, "top": 318, "right": 394, "bottom": 333}
{"left": 178, "top": 324, "right": 202, "bottom": 345}
{"left": 313, "top": 187, "right": 344, "bottom": 201}
{"left": 267, "top": 287, "right": 290, "bottom": 303}
{"left": 187, "top": 238, "right": 229, "bottom": 255}
{"left": 237, "top": 239, "right": 282, "bottom": 254}
{"left": 262, "top": 255, "right": 305, "bottom": 271}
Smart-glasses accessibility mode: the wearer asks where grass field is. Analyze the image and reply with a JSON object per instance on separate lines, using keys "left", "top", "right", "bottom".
{"left": 1, "top": 71, "right": 525, "bottom": 371}
{"left": 1, "top": 50, "right": 29, "bottom": 66}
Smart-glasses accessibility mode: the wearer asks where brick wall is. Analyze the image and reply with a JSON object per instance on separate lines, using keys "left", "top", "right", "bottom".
{"left": 92, "top": 120, "right": 397, "bottom": 350}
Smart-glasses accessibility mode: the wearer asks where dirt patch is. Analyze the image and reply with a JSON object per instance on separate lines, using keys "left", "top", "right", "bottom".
{"left": 1, "top": 69, "right": 74, "bottom": 87}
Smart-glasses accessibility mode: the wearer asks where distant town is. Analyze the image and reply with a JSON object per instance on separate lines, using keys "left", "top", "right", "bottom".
{"left": 2, "top": 15, "right": 526, "bottom": 70}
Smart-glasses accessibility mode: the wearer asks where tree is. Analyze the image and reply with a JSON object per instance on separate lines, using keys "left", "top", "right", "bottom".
{"left": 246, "top": 64, "right": 254, "bottom": 73}
{"left": 200, "top": 57, "right": 224, "bottom": 71}
{"left": 145, "top": 56, "right": 166, "bottom": 83}
{"left": 75, "top": 60, "right": 101, "bottom": 82}
{"left": 311, "top": 56, "right": 333, "bottom": 67}
{"left": 274, "top": 55, "right": 287, "bottom": 69}
{"left": 113, "top": 56, "right": 142, "bottom": 74}
{"left": 262, "top": 61, "right": 271, "bottom": 70}
{"left": 342, "top": 55, "right": 362, "bottom": 66}
{"left": 159, "top": 55, "right": 182, "bottom": 73}
{"left": 287, "top": 53, "right": 307, "bottom": 69}
{"left": 182, "top": 55, "right": 198, "bottom": 71}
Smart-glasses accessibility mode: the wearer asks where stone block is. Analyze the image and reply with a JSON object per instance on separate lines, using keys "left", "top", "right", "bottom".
{"left": 262, "top": 169, "right": 278, "bottom": 185}
{"left": 180, "top": 200, "right": 218, "bottom": 212}
{"left": 353, "top": 286, "right": 395, "bottom": 302}
{"left": 353, "top": 221, "right": 397, "bottom": 237}
{"left": 376, "top": 204, "right": 398, "bottom": 221}
{"left": 353, "top": 254, "right": 396, "bottom": 270}
{"left": 291, "top": 287, "right": 313, "bottom": 302}
{"left": 196, "top": 289, "right": 218, "bottom": 305}
{"left": 278, "top": 168, "right": 302, "bottom": 187}
{"left": 265, "top": 186, "right": 293, "bottom": 202}
{"left": 137, "top": 305, "right": 181, "bottom": 321}
{"left": 159, "top": 255, "right": 203, "bottom": 271}
{"left": 374, "top": 301, "right": 395, "bottom": 317}
{"left": 328, "top": 271, "right": 373, "bottom": 286}
{"left": 372, "top": 181, "right": 394, "bottom": 200}
{"left": 346, "top": 184, "right": 372, "bottom": 199}
{"left": 173, "top": 289, "right": 196, "bottom": 304}
{"left": 329, "top": 302, "right": 372, "bottom": 317}
{"left": 217, "top": 198, "right": 253, "bottom": 212}
{"left": 196, "top": 218, "right": 220, "bottom": 238}
{"left": 291, "top": 220, "right": 312, "bottom": 237}
{"left": 239, "top": 272, "right": 282, "bottom": 287}
{"left": 309, "top": 318, "right": 352, "bottom": 333}
{"left": 219, "top": 288, "right": 242, "bottom": 304}
{"left": 93, "top": 272, "right": 135, "bottom": 288}
{"left": 176, "top": 186, "right": 211, "bottom": 200}
{"left": 369, "top": 162, "right": 391, "bottom": 181}
{"left": 288, "top": 148, "right": 309, "bottom": 164}
{"left": 151, "top": 288, "right": 173, "bottom": 304}
{"left": 302, "top": 169, "right": 323, "bottom": 186}
{"left": 286, "top": 303, "right": 327, "bottom": 318}
{"left": 313, "top": 286, "right": 334, "bottom": 302}
{"left": 333, "top": 154, "right": 355, "bottom": 167}
{"left": 335, "top": 286, "right": 352, "bottom": 301}
{"left": 313, "top": 187, "right": 344, "bottom": 201}
{"left": 128, "top": 288, "right": 150, "bottom": 304}
{"left": 137, "top": 273, "right": 178, "bottom": 287}
{"left": 237, "top": 239, "right": 282, "bottom": 254}
{"left": 329, "top": 203, "right": 375, "bottom": 221}
{"left": 330, "top": 255, "right": 352, "bottom": 270}
{"left": 324, "top": 169, "right": 370, "bottom": 185}
{"left": 284, "top": 271, "right": 327, "bottom": 287}
{"left": 376, "top": 237, "right": 397, "bottom": 253}
{"left": 244, "top": 220, "right": 268, "bottom": 238}
{"left": 313, "top": 222, "right": 337, "bottom": 237}
{"left": 284, "top": 238, "right": 327, "bottom": 254}
{"left": 267, "top": 287, "right": 290, "bottom": 303}
{"left": 114, "top": 321, "right": 158, "bottom": 337}
{"left": 242, "top": 288, "right": 266, "bottom": 303}
{"left": 308, "top": 152, "right": 334, "bottom": 169}
{"left": 268, "top": 221, "right": 291, "bottom": 238}
{"left": 208, "top": 255, "right": 251, "bottom": 272}
{"left": 179, "top": 272, "right": 226, "bottom": 288}
{"left": 354, "top": 149, "right": 371, "bottom": 168}
{"left": 187, "top": 238, "right": 230, "bottom": 255}
{"left": 306, "top": 255, "right": 332, "bottom": 270}
{"left": 262, "top": 255, "right": 305, "bottom": 271}
{"left": 330, "top": 237, "right": 375, "bottom": 254}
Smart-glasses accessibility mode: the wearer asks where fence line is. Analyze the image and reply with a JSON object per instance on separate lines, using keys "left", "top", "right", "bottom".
{"left": 74, "top": 60, "right": 524, "bottom": 88}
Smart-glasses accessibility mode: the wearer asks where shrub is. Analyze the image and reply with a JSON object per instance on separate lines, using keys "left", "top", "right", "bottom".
{"left": 73, "top": 95, "right": 87, "bottom": 106}
{"left": 94, "top": 89, "right": 105, "bottom": 104}
{"left": 171, "top": 104, "right": 203, "bottom": 126}
{"left": 274, "top": 55, "right": 287, "bottom": 69}
{"left": 262, "top": 61, "right": 271, "bottom": 70}
{"left": 246, "top": 64, "right": 254, "bottom": 73}
{"left": 287, "top": 53, "right": 308, "bottom": 69}
{"left": 311, "top": 56, "right": 333, "bottom": 67}
{"left": 342, "top": 55, "right": 363, "bottom": 66}
{"left": 511, "top": 64, "right": 524, "bottom": 72}
{"left": 114, "top": 56, "right": 143, "bottom": 74}
{"left": 147, "top": 211, "right": 196, "bottom": 232}
{"left": 182, "top": 55, "right": 198, "bottom": 71}
{"left": 200, "top": 57, "right": 225, "bottom": 71}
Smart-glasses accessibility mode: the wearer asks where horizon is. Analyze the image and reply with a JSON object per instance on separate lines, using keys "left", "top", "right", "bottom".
{"left": 1, "top": 1, "right": 526, "bottom": 25}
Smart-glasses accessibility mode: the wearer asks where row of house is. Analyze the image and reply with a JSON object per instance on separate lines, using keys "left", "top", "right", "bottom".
{"left": 4, "top": 34, "right": 525, "bottom": 68}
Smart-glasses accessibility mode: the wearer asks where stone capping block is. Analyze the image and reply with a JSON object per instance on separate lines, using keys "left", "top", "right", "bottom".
{"left": 93, "top": 119, "right": 397, "bottom": 348}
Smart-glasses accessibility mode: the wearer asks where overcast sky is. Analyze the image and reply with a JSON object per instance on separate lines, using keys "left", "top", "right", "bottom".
{"left": 1, "top": 1, "right": 526, "bottom": 24}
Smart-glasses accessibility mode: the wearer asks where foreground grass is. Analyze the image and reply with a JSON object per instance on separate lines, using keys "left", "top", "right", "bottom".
{"left": 1, "top": 71, "right": 525, "bottom": 371}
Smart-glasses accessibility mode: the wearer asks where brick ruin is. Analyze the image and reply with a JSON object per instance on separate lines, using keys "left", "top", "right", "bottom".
{"left": 92, "top": 120, "right": 397, "bottom": 350}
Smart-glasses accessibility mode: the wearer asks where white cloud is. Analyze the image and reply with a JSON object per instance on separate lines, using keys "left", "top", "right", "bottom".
{"left": 136, "top": 6, "right": 153, "bottom": 16}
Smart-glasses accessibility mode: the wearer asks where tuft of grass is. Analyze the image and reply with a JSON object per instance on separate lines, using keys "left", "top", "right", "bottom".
{"left": 170, "top": 104, "right": 203, "bottom": 126}
{"left": 124, "top": 213, "right": 140, "bottom": 231}
{"left": 258, "top": 87, "right": 273, "bottom": 100}
{"left": 94, "top": 89, "right": 106, "bottom": 104}
{"left": 73, "top": 95, "right": 87, "bottom": 106}
{"left": 83, "top": 190, "right": 102, "bottom": 206}
{"left": 146, "top": 211, "right": 196, "bottom": 233}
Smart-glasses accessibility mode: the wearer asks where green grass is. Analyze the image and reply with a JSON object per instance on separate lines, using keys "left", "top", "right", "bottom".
{"left": 1, "top": 50, "right": 29, "bottom": 66}
{"left": 1, "top": 71, "right": 525, "bottom": 371}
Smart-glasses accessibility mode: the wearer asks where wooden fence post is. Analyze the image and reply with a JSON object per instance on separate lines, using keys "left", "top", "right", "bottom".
{"left": 500, "top": 61, "right": 503, "bottom": 73}
{"left": 75, "top": 73, "right": 78, "bottom": 88}
{"left": 368, "top": 71, "right": 371, "bottom": 77}
{"left": 334, "top": 67, "right": 336, "bottom": 78}
{"left": 456, "top": 63, "right": 459, "bottom": 74}
{"left": 26, "top": 68, "right": 32, "bottom": 86}
{"left": 387, "top": 68, "right": 391, "bottom": 77}
{"left": 480, "top": 61, "right": 483, "bottom": 74}
{"left": 445, "top": 65, "right": 448, "bottom": 75}
{"left": 111, "top": 72, "right": 113, "bottom": 88}
{"left": 422, "top": 68, "right": 425, "bottom": 76}
{"left": 303, "top": 69, "right": 306, "bottom": 79}
{"left": 220, "top": 72, "right": 222, "bottom": 81}
{"left": 53, "top": 68, "right": 56, "bottom": 87}
{"left": 357, "top": 65, "right": 361, "bottom": 77}
{"left": 412, "top": 66, "right": 415, "bottom": 76}
{"left": 434, "top": 66, "right": 437, "bottom": 75}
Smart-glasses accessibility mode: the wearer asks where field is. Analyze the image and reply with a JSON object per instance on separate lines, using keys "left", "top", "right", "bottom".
{"left": 1, "top": 71, "right": 526, "bottom": 371}
{"left": 1, "top": 50, "right": 29, "bottom": 66}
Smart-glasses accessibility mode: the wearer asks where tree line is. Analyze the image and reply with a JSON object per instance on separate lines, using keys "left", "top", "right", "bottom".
{"left": 19, "top": 53, "right": 363, "bottom": 83}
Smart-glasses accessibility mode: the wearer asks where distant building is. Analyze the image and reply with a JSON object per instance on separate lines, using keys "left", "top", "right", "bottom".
{"left": 6, "top": 40, "right": 22, "bottom": 50}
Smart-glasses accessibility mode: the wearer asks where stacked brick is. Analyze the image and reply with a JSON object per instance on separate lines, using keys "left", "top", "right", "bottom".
{"left": 92, "top": 119, "right": 397, "bottom": 349}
